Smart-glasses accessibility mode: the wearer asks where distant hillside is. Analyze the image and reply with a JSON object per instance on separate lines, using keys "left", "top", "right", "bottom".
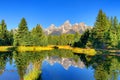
{"left": 44, "top": 20, "right": 92, "bottom": 35}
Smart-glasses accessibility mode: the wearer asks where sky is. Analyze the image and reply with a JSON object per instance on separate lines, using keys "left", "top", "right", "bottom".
{"left": 0, "top": 0, "right": 120, "bottom": 30}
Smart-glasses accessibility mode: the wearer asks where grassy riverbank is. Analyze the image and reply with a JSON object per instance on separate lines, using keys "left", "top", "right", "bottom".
{"left": 0, "top": 45, "right": 96, "bottom": 56}
{"left": 0, "top": 46, "right": 13, "bottom": 52}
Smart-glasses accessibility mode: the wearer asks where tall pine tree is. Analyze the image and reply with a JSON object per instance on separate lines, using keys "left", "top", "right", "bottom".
{"left": 0, "top": 20, "right": 11, "bottom": 45}
{"left": 91, "top": 10, "right": 110, "bottom": 48}
{"left": 14, "top": 18, "right": 29, "bottom": 46}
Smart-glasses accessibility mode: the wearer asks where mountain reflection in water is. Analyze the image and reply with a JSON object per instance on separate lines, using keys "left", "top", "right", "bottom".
{"left": 44, "top": 56, "right": 85, "bottom": 70}
{"left": 0, "top": 50, "right": 120, "bottom": 80}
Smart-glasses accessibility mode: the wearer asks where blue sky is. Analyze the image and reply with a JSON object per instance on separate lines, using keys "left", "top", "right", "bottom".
{"left": 0, "top": 0, "right": 120, "bottom": 30}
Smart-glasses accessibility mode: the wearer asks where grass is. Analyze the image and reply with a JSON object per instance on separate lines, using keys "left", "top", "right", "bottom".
{"left": 57, "top": 45, "right": 96, "bottom": 56}
{"left": 0, "top": 46, "right": 13, "bottom": 52}
{"left": 57, "top": 45, "right": 73, "bottom": 50}
{"left": 16, "top": 46, "right": 54, "bottom": 52}
{"left": 0, "top": 45, "right": 96, "bottom": 56}
{"left": 72, "top": 48, "right": 96, "bottom": 56}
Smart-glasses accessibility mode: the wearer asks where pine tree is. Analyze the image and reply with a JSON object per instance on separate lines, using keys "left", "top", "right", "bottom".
{"left": 109, "top": 17, "right": 119, "bottom": 48}
{"left": 91, "top": 10, "right": 110, "bottom": 48}
{"left": 31, "top": 24, "right": 48, "bottom": 46}
{"left": 14, "top": 18, "right": 29, "bottom": 46}
{"left": 7, "top": 30, "right": 14, "bottom": 45}
{"left": 0, "top": 20, "right": 11, "bottom": 45}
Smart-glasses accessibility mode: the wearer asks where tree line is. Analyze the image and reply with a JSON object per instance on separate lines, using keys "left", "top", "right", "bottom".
{"left": 0, "top": 9, "right": 120, "bottom": 49}
{"left": 0, "top": 18, "right": 81, "bottom": 46}
{"left": 76, "top": 10, "right": 120, "bottom": 49}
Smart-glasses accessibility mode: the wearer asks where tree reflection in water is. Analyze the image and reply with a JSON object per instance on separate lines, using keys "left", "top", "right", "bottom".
{"left": 81, "top": 54, "right": 120, "bottom": 80}
{"left": 0, "top": 50, "right": 120, "bottom": 80}
{"left": 0, "top": 52, "right": 13, "bottom": 75}
{"left": 13, "top": 49, "right": 80, "bottom": 80}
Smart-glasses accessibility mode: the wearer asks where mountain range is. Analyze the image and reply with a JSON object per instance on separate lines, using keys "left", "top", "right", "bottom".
{"left": 44, "top": 20, "right": 92, "bottom": 35}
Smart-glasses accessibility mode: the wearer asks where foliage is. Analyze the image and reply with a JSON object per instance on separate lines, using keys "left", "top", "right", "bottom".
{"left": 80, "top": 29, "right": 91, "bottom": 48}
{"left": 90, "top": 10, "right": 110, "bottom": 48}
{"left": 0, "top": 10, "right": 120, "bottom": 50}
{"left": 0, "top": 52, "right": 13, "bottom": 75}
{"left": 0, "top": 20, "right": 12, "bottom": 45}
{"left": 80, "top": 54, "right": 120, "bottom": 80}
{"left": 13, "top": 18, "right": 30, "bottom": 46}
{"left": 48, "top": 33, "right": 81, "bottom": 46}
{"left": 12, "top": 50, "right": 81, "bottom": 80}
{"left": 48, "top": 35, "right": 59, "bottom": 45}
{"left": 73, "top": 32, "right": 81, "bottom": 47}
{"left": 24, "top": 68, "right": 41, "bottom": 80}
{"left": 73, "top": 10, "right": 120, "bottom": 49}
{"left": 31, "top": 24, "right": 48, "bottom": 46}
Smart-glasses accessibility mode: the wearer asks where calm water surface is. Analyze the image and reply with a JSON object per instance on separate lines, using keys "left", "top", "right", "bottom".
{"left": 0, "top": 50, "right": 120, "bottom": 80}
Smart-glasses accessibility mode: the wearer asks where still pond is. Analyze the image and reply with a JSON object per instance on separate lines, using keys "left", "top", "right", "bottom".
{"left": 0, "top": 49, "right": 120, "bottom": 80}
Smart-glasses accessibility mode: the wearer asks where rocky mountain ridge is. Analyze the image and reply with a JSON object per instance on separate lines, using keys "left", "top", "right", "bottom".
{"left": 44, "top": 20, "right": 92, "bottom": 35}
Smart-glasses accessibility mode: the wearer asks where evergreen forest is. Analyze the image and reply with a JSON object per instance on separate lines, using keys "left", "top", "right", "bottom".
{"left": 0, "top": 10, "right": 120, "bottom": 49}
